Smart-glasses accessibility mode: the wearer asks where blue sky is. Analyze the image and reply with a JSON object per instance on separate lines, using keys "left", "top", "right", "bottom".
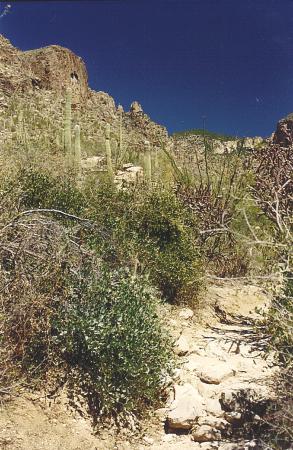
{"left": 1, "top": 0, "right": 293, "bottom": 137}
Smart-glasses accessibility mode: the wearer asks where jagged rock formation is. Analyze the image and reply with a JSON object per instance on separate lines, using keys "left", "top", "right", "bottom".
{"left": 0, "top": 34, "right": 168, "bottom": 158}
{"left": 172, "top": 133, "right": 265, "bottom": 157}
{"left": 273, "top": 112, "right": 293, "bottom": 146}
{"left": 0, "top": 33, "right": 270, "bottom": 171}
{"left": 20, "top": 45, "right": 89, "bottom": 105}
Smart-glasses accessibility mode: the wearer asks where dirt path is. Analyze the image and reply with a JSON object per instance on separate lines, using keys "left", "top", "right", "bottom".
{"left": 0, "top": 283, "right": 278, "bottom": 450}
{"left": 138, "top": 282, "right": 278, "bottom": 450}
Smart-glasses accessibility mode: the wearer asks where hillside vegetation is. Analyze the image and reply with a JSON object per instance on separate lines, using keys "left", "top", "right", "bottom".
{"left": 172, "top": 128, "right": 237, "bottom": 141}
{"left": 0, "top": 35, "right": 292, "bottom": 448}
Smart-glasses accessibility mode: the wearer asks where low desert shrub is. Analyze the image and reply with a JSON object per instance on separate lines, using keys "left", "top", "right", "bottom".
{"left": 261, "top": 275, "right": 293, "bottom": 449}
{"left": 55, "top": 268, "right": 173, "bottom": 418}
{"left": 0, "top": 214, "right": 173, "bottom": 419}
{"left": 86, "top": 184, "right": 204, "bottom": 304}
{"left": 18, "top": 168, "right": 86, "bottom": 215}
{"left": 133, "top": 188, "right": 203, "bottom": 302}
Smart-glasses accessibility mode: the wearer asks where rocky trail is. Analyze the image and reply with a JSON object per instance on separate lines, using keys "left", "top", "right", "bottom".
{"left": 139, "top": 283, "right": 278, "bottom": 450}
{"left": 0, "top": 283, "right": 278, "bottom": 450}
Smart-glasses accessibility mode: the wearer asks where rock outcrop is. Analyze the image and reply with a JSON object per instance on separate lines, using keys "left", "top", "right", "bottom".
{"left": 20, "top": 45, "right": 89, "bottom": 105}
{"left": 0, "top": 34, "right": 168, "bottom": 152}
{"left": 273, "top": 113, "right": 293, "bottom": 146}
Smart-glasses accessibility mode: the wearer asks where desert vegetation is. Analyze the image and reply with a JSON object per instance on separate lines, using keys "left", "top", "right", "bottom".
{"left": 0, "top": 76, "right": 292, "bottom": 448}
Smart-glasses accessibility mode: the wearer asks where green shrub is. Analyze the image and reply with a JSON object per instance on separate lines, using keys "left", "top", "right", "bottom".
{"left": 0, "top": 215, "right": 173, "bottom": 419}
{"left": 55, "top": 269, "right": 173, "bottom": 417}
{"left": 261, "top": 275, "right": 293, "bottom": 449}
{"left": 134, "top": 189, "right": 203, "bottom": 302}
{"left": 86, "top": 184, "right": 204, "bottom": 304}
{"left": 18, "top": 168, "right": 86, "bottom": 215}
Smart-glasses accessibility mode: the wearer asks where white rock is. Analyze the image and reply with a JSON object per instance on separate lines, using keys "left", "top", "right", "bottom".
{"left": 161, "top": 434, "right": 176, "bottom": 442}
{"left": 199, "top": 363, "right": 236, "bottom": 384}
{"left": 205, "top": 398, "right": 223, "bottom": 416}
{"left": 167, "top": 384, "right": 204, "bottom": 430}
{"left": 197, "top": 415, "right": 230, "bottom": 431}
{"left": 179, "top": 308, "right": 194, "bottom": 320}
{"left": 143, "top": 436, "right": 154, "bottom": 445}
{"left": 126, "top": 165, "right": 143, "bottom": 173}
{"left": 192, "top": 425, "right": 221, "bottom": 442}
{"left": 174, "top": 335, "right": 190, "bottom": 356}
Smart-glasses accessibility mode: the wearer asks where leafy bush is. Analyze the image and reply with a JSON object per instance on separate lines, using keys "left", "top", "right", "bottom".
{"left": 86, "top": 184, "right": 204, "bottom": 304}
{"left": 261, "top": 275, "right": 293, "bottom": 449}
{"left": 55, "top": 269, "right": 173, "bottom": 418}
{"left": 18, "top": 168, "right": 86, "bottom": 215}
{"left": 0, "top": 214, "right": 173, "bottom": 419}
{"left": 133, "top": 188, "right": 203, "bottom": 302}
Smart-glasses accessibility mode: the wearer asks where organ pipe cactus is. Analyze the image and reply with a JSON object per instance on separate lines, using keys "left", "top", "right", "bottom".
{"left": 118, "top": 105, "right": 123, "bottom": 153}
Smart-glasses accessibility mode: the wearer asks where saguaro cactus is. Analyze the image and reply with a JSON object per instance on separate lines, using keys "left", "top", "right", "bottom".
{"left": 64, "top": 88, "right": 72, "bottom": 158}
{"left": 118, "top": 105, "right": 123, "bottom": 153}
{"left": 74, "top": 124, "right": 81, "bottom": 175}
{"left": 144, "top": 140, "right": 152, "bottom": 181}
{"left": 105, "top": 123, "right": 113, "bottom": 177}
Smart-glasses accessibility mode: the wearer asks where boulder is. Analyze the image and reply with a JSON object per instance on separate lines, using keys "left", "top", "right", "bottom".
{"left": 174, "top": 335, "right": 190, "bottom": 356}
{"left": 199, "top": 363, "right": 236, "bottom": 385}
{"left": 167, "top": 384, "right": 204, "bottom": 430}
{"left": 273, "top": 113, "right": 293, "bottom": 146}
{"left": 192, "top": 425, "right": 221, "bottom": 442}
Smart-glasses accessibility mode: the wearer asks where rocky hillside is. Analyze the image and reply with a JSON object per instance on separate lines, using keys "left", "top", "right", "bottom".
{"left": 0, "top": 34, "right": 278, "bottom": 170}
{"left": 0, "top": 34, "right": 168, "bottom": 165}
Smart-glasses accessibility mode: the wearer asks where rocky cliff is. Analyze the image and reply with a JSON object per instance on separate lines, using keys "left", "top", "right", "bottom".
{"left": 0, "top": 34, "right": 276, "bottom": 166}
{"left": 0, "top": 34, "right": 168, "bottom": 158}
{"left": 273, "top": 113, "right": 293, "bottom": 147}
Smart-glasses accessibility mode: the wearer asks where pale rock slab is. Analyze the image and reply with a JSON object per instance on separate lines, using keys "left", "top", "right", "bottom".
{"left": 199, "top": 363, "right": 236, "bottom": 385}
{"left": 167, "top": 384, "right": 204, "bottom": 430}
{"left": 174, "top": 335, "right": 190, "bottom": 356}
{"left": 192, "top": 424, "right": 221, "bottom": 442}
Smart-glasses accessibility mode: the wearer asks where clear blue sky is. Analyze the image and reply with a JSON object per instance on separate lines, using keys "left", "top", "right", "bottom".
{"left": 1, "top": 0, "right": 293, "bottom": 137}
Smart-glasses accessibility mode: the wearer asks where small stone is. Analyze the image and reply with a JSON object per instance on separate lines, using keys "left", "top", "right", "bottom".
{"left": 162, "top": 434, "right": 175, "bottom": 442}
{"left": 179, "top": 308, "right": 194, "bottom": 320}
{"left": 174, "top": 335, "right": 190, "bottom": 356}
{"left": 205, "top": 398, "right": 223, "bottom": 416}
{"left": 143, "top": 436, "right": 154, "bottom": 445}
{"left": 199, "top": 363, "right": 236, "bottom": 384}
{"left": 167, "top": 383, "right": 204, "bottom": 430}
{"left": 197, "top": 415, "right": 230, "bottom": 431}
{"left": 192, "top": 425, "right": 221, "bottom": 442}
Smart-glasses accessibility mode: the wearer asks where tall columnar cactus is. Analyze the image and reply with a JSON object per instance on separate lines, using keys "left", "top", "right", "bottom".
{"left": 118, "top": 106, "right": 123, "bottom": 153}
{"left": 105, "top": 123, "right": 113, "bottom": 177}
{"left": 144, "top": 140, "right": 152, "bottom": 182}
{"left": 64, "top": 88, "right": 72, "bottom": 162}
{"left": 74, "top": 124, "right": 81, "bottom": 176}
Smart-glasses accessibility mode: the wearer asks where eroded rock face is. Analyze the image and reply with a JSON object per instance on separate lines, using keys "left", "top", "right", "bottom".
{"left": 20, "top": 45, "right": 89, "bottom": 104}
{"left": 0, "top": 35, "right": 33, "bottom": 100}
{"left": 0, "top": 33, "right": 168, "bottom": 150}
{"left": 273, "top": 114, "right": 293, "bottom": 146}
{"left": 130, "top": 101, "right": 143, "bottom": 114}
